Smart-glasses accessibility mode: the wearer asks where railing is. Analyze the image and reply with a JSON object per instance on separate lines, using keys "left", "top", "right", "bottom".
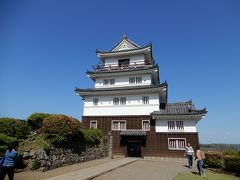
{"left": 92, "top": 62, "right": 153, "bottom": 72}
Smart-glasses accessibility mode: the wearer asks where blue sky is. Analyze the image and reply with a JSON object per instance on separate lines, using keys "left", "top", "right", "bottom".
{"left": 1, "top": 0, "right": 240, "bottom": 144}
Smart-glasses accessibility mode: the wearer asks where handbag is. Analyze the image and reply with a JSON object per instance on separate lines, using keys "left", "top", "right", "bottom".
{"left": 0, "top": 157, "right": 5, "bottom": 167}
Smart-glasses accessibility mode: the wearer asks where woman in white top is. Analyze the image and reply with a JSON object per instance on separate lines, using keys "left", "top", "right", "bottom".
{"left": 185, "top": 142, "right": 194, "bottom": 169}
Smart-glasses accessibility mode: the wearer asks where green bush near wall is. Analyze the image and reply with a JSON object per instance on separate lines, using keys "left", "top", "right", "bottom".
{"left": 84, "top": 128, "right": 103, "bottom": 145}
{"left": 205, "top": 152, "right": 225, "bottom": 168}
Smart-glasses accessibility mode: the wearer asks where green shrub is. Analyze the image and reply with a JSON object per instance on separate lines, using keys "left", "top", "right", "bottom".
{"left": 205, "top": 152, "right": 225, "bottom": 168}
{"left": 84, "top": 128, "right": 103, "bottom": 145}
{"left": 31, "top": 159, "right": 41, "bottom": 170}
{"left": 27, "top": 113, "right": 51, "bottom": 131}
{"left": 224, "top": 155, "right": 240, "bottom": 175}
{"left": 0, "top": 118, "right": 31, "bottom": 139}
{"left": 40, "top": 115, "right": 82, "bottom": 144}
{"left": 0, "top": 133, "right": 18, "bottom": 153}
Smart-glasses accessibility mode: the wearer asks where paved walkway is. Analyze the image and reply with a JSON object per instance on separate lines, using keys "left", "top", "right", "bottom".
{"left": 46, "top": 158, "right": 137, "bottom": 180}
{"left": 93, "top": 158, "right": 191, "bottom": 180}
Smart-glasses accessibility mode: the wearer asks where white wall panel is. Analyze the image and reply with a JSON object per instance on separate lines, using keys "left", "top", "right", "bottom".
{"left": 95, "top": 74, "right": 151, "bottom": 88}
{"left": 155, "top": 120, "right": 197, "bottom": 132}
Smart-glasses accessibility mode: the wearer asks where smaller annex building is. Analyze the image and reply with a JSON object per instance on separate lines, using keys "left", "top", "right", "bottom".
{"left": 75, "top": 36, "right": 207, "bottom": 158}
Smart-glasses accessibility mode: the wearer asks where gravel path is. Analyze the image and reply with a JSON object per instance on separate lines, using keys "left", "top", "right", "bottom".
{"left": 93, "top": 159, "right": 191, "bottom": 180}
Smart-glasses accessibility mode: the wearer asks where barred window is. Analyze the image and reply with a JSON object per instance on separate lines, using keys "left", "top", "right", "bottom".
{"left": 129, "top": 77, "right": 135, "bottom": 84}
{"left": 168, "top": 121, "right": 175, "bottom": 130}
{"left": 136, "top": 77, "right": 142, "bottom": 84}
{"left": 168, "top": 139, "right": 186, "bottom": 150}
{"left": 103, "top": 79, "right": 109, "bottom": 85}
{"left": 129, "top": 77, "right": 142, "bottom": 84}
{"left": 114, "top": 97, "right": 126, "bottom": 106}
{"left": 142, "top": 120, "right": 150, "bottom": 131}
{"left": 120, "top": 97, "right": 126, "bottom": 105}
{"left": 142, "top": 96, "right": 149, "bottom": 104}
{"left": 168, "top": 121, "right": 184, "bottom": 131}
{"left": 93, "top": 98, "right": 99, "bottom": 106}
{"left": 90, "top": 121, "right": 97, "bottom": 128}
{"left": 110, "top": 79, "right": 115, "bottom": 85}
{"left": 176, "top": 121, "right": 184, "bottom": 130}
{"left": 113, "top": 98, "right": 119, "bottom": 106}
{"left": 112, "top": 121, "right": 126, "bottom": 130}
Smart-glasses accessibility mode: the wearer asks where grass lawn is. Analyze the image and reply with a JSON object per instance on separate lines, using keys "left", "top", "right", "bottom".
{"left": 174, "top": 169, "right": 240, "bottom": 180}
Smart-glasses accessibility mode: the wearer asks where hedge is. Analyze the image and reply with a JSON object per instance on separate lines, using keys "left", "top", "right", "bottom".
{"left": 205, "top": 151, "right": 240, "bottom": 175}
{"left": 40, "top": 115, "right": 83, "bottom": 144}
{"left": 0, "top": 118, "right": 31, "bottom": 139}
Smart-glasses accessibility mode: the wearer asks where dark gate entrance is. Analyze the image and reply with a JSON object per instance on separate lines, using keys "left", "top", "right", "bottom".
{"left": 120, "top": 130, "right": 146, "bottom": 158}
{"left": 127, "top": 141, "right": 141, "bottom": 157}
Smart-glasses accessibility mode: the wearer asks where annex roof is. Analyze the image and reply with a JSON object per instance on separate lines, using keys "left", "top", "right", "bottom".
{"left": 150, "top": 101, "right": 207, "bottom": 118}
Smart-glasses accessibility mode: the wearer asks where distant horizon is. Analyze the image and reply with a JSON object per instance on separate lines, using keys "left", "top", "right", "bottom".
{"left": 1, "top": 0, "right": 240, "bottom": 144}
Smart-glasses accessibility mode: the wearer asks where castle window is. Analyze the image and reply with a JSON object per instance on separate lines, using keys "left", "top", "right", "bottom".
{"left": 120, "top": 97, "right": 126, "bottom": 105}
{"left": 113, "top": 98, "right": 119, "bottom": 105}
{"left": 103, "top": 79, "right": 109, "bottom": 85}
{"left": 168, "top": 121, "right": 184, "bottom": 131}
{"left": 112, "top": 120, "right": 126, "bottom": 130}
{"left": 110, "top": 79, "right": 115, "bottom": 85}
{"left": 129, "top": 77, "right": 135, "bottom": 84}
{"left": 113, "top": 97, "right": 126, "bottom": 106}
{"left": 103, "top": 79, "right": 115, "bottom": 85}
{"left": 93, "top": 98, "right": 99, "bottom": 106}
{"left": 90, "top": 121, "right": 97, "bottom": 128}
{"left": 136, "top": 77, "right": 142, "bottom": 84}
{"left": 142, "top": 120, "right": 150, "bottom": 131}
{"left": 142, "top": 96, "right": 149, "bottom": 104}
{"left": 168, "top": 138, "right": 186, "bottom": 150}
{"left": 118, "top": 59, "right": 130, "bottom": 67}
{"left": 129, "top": 77, "right": 142, "bottom": 84}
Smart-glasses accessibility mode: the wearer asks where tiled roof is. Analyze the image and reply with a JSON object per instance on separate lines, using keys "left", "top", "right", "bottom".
{"left": 87, "top": 65, "right": 158, "bottom": 75}
{"left": 150, "top": 101, "right": 207, "bottom": 116}
{"left": 109, "top": 36, "right": 141, "bottom": 52}
{"left": 96, "top": 44, "right": 151, "bottom": 54}
{"left": 120, "top": 130, "right": 147, "bottom": 136}
{"left": 75, "top": 82, "right": 167, "bottom": 93}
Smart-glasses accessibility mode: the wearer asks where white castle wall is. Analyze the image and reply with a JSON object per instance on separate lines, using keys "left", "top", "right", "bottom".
{"left": 95, "top": 74, "right": 152, "bottom": 88}
{"left": 83, "top": 93, "right": 159, "bottom": 116}
{"left": 104, "top": 54, "right": 145, "bottom": 67}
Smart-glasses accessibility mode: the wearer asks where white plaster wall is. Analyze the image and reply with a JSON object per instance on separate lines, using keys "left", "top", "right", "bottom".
{"left": 83, "top": 94, "right": 159, "bottom": 116}
{"left": 155, "top": 120, "right": 197, "bottom": 132}
{"left": 104, "top": 54, "right": 145, "bottom": 67}
{"left": 95, "top": 74, "right": 151, "bottom": 88}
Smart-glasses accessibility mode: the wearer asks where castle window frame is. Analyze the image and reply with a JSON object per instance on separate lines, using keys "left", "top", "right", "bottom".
{"left": 142, "top": 120, "right": 150, "bottom": 131}
{"left": 93, "top": 98, "right": 99, "bottom": 106}
{"left": 111, "top": 120, "right": 126, "bottom": 131}
{"left": 90, "top": 120, "right": 97, "bottom": 129}
{"left": 168, "top": 138, "right": 186, "bottom": 150}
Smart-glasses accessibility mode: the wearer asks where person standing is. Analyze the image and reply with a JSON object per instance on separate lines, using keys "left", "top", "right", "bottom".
{"left": 196, "top": 146, "right": 205, "bottom": 176}
{"left": 0, "top": 142, "right": 19, "bottom": 180}
{"left": 185, "top": 142, "right": 194, "bottom": 169}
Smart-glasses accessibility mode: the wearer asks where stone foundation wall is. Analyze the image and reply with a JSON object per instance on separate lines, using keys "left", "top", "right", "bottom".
{"left": 22, "top": 141, "right": 108, "bottom": 171}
